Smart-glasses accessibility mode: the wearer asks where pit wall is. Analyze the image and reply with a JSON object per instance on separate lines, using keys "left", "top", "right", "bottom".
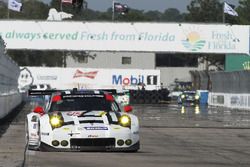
{"left": 0, "top": 45, "right": 21, "bottom": 119}
{"left": 208, "top": 92, "right": 250, "bottom": 110}
{"left": 191, "top": 70, "right": 250, "bottom": 110}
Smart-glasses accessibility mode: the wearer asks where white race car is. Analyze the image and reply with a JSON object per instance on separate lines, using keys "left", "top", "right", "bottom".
{"left": 26, "top": 89, "right": 140, "bottom": 152}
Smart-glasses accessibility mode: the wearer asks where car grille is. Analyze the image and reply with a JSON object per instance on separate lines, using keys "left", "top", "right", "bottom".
{"left": 187, "top": 96, "right": 194, "bottom": 100}
{"left": 70, "top": 138, "right": 115, "bottom": 147}
{"left": 63, "top": 120, "right": 104, "bottom": 126}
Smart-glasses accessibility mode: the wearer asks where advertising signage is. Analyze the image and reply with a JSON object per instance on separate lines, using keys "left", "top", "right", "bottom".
{"left": 18, "top": 67, "right": 161, "bottom": 90}
{"left": 0, "top": 21, "right": 249, "bottom": 54}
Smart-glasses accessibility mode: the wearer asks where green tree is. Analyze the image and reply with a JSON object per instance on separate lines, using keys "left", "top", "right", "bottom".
{"left": 8, "top": 50, "right": 64, "bottom": 67}
{"left": 186, "top": 0, "right": 223, "bottom": 22}
{"left": 117, "top": 9, "right": 149, "bottom": 22}
{"left": 0, "top": 1, "right": 7, "bottom": 19}
{"left": 8, "top": 0, "right": 49, "bottom": 20}
{"left": 144, "top": 10, "right": 162, "bottom": 21}
{"left": 161, "top": 8, "right": 184, "bottom": 22}
{"left": 237, "top": 0, "right": 250, "bottom": 24}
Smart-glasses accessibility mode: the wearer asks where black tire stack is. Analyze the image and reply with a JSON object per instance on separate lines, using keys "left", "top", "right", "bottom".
{"left": 129, "top": 89, "right": 169, "bottom": 104}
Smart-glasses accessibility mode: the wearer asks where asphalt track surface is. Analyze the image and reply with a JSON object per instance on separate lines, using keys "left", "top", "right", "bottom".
{"left": 1, "top": 103, "right": 250, "bottom": 167}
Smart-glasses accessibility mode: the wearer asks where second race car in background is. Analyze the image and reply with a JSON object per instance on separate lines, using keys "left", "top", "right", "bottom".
{"left": 177, "top": 91, "right": 200, "bottom": 106}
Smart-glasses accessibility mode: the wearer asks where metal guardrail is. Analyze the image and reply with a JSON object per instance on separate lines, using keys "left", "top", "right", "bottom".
{"left": 0, "top": 37, "right": 21, "bottom": 119}
{"left": 208, "top": 92, "right": 250, "bottom": 110}
{"left": 190, "top": 70, "right": 250, "bottom": 94}
{"left": 191, "top": 70, "right": 250, "bottom": 109}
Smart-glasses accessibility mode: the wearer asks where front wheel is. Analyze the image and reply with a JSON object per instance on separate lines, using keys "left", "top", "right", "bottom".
{"left": 25, "top": 119, "right": 41, "bottom": 150}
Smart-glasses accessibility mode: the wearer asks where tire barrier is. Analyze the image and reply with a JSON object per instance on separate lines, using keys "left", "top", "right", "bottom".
{"left": 129, "top": 89, "right": 170, "bottom": 104}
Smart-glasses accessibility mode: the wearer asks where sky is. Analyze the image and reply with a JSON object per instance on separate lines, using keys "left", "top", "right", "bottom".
{"left": 84, "top": 0, "right": 239, "bottom": 13}
{"left": 2, "top": 0, "right": 239, "bottom": 13}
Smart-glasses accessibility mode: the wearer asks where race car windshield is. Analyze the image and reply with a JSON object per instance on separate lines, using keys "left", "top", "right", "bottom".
{"left": 49, "top": 97, "right": 113, "bottom": 112}
{"left": 184, "top": 92, "right": 196, "bottom": 96}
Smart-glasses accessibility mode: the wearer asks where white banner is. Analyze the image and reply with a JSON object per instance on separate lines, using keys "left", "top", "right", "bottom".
{"left": 0, "top": 21, "right": 249, "bottom": 54}
{"left": 208, "top": 92, "right": 250, "bottom": 110}
{"left": 18, "top": 67, "right": 161, "bottom": 91}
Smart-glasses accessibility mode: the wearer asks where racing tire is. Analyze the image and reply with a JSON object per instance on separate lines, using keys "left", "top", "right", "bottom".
{"left": 25, "top": 119, "right": 36, "bottom": 150}
{"left": 25, "top": 119, "right": 30, "bottom": 149}
{"left": 124, "top": 141, "right": 140, "bottom": 152}
{"left": 25, "top": 120, "right": 41, "bottom": 151}
{"left": 36, "top": 122, "right": 42, "bottom": 151}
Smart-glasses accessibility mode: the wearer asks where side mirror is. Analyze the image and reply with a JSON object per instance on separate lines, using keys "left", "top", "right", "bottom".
{"left": 33, "top": 106, "right": 45, "bottom": 115}
{"left": 124, "top": 105, "right": 133, "bottom": 113}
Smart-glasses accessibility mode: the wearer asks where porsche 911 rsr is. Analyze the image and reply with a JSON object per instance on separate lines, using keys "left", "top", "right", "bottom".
{"left": 26, "top": 89, "right": 139, "bottom": 152}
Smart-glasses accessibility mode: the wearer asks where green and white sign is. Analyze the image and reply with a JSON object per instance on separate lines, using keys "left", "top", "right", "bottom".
{"left": 0, "top": 21, "right": 248, "bottom": 54}
{"left": 225, "top": 54, "right": 250, "bottom": 72}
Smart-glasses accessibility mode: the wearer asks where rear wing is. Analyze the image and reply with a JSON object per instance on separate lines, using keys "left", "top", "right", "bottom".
{"left": 28, "top": 89, "right": 60, "bottom": 96}
{"left": 98, "top": 89, "right": 117, "bottom": 94}
{"left": 28, "top": 88, "right": 129, "bottom": 96}
{"left": 98, "top": 89, "right": 130, "bottom": 95}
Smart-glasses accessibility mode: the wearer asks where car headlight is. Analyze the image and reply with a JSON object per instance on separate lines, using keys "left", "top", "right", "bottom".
{"left": 119, "top": 115, "right": 131, "bottom": 127}
{"left": 49, "top": 114, "right": 64, "bottom": 129}
{"left": 181, "top": 95, "right": 185, "bottom": 99}
{"left": 195, "top": 95, "right": 200, "bottom": 100}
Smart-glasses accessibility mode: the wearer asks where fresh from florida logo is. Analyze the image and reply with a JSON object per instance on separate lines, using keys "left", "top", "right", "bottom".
{"left": 182, "top": 31, "right": 206, "bottom": 51}
{"left": 242, "top": 61, "right": 250, "bottom": 70}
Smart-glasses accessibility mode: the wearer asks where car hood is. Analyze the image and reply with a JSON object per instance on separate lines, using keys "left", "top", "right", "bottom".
{"left": 53, "top": 110, "right": 111, "bottom": 123}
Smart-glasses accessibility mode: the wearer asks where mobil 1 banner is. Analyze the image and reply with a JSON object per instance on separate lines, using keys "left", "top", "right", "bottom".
{"left": 18, "top": 67, "right": 160, "bottom": 90}
{"left": 112, "top": 72, "right": 160, "bottom": 90}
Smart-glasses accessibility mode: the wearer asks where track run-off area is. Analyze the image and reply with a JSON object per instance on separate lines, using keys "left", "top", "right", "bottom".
{"left": 1, "top": 103, "right": 250, "bottom": 167}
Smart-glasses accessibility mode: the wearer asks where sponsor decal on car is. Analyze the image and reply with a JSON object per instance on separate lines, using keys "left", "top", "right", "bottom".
{"left": 31, "top": 133, "right": 37, "bottom": 137}
{"left": 67, "top": 111, "right": 82, "bottom": 116}
{"left": 63, "top": 127, "right": 70, "bottom": 131}
{"left": 88, "top": 135, "right": 98, "bottom": 138}
{"left": 33, "top": 124, "right": 37, "bottom": 129}
{"left": 41, "top": 132, "right": 50, "bottom": 136}
{"left": 112, "top": 127, "right": 121, "bottom": 130}
{"left": 68, "top": 131, "right": 81, "bottom": 136}
{"left": 63, "top": 94, "right": 104, "bottom": 99}
{"left": 133, "top": 131, "right": 139, "bottom": 134}
{"left": 84, "top": 127, "right": 108, "bottom": 130}
{"left": 99, "top": 111, "right": 107, "bottom": 116}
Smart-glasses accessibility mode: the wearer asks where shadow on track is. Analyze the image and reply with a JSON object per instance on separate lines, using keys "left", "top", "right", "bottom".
{"left": 0, "top": 102, "right": 25, "bottom": 138}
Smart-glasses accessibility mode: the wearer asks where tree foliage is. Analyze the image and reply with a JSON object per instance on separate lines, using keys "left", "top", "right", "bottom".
{"left": 162, "top": 8, "right": 184, "bottom": 22}
{"left": 237, "top": 0, "right": 250, "bottom": 24}
{"left": 186, "top": 0, "right": 223, "bottom": 22}
{"left": 8, "top": 50, "right": 63, "bottom": 67}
